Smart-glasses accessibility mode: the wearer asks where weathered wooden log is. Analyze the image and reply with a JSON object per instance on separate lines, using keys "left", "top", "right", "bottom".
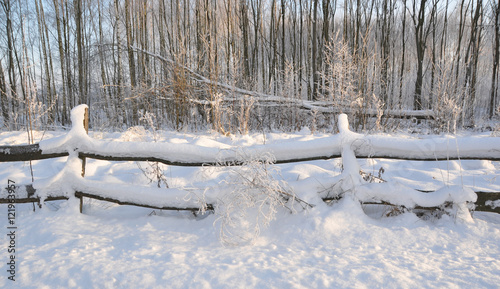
{"left": 323, "top": 191, "right": 500, "bottom": 214}
{"left": 1, "top": 184, "right": 498, "bottom": 213}
{"left": 474, "top": 192, "right": 500, "bottom": 213}
{"left": 353, "top": 153, "right": 500, "bottom": 162}
{"left": 0, "top": 195, "right": 69, "bottom": 204}
{"left": 2, "top": 145, "right": 498, "bottom": 165}
{"left": 74, "top": 191, "right": 213, "bottom": 212}
{"left": 77, "top": 152, "right": 343, "bottom": 167}
{"left": 0, "top": 184, "right": 213, "bottom": 212}
{"left": 0, "top": 144, "right": 68, "bottom": 162}
{"left": 0, "top": 184, "right": 67, "bottom": 203}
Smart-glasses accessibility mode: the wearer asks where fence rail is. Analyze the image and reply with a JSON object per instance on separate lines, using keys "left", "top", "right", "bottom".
{"left": 0, "top": 144, "right": 67, "bottom": 162}
{"left": 1, "top": 105, "right": 499, "bottom": 215}
{"left": 3, "top": 141, "right": 500, "bottom": 166}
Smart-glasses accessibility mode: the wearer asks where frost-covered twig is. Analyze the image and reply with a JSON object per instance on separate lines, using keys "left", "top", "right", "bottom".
{"left": 214, "top": 149, "right": 311, "bottom": 246}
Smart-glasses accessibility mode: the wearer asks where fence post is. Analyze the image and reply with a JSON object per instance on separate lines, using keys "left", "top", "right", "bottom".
{"left": 338, "top": 114, "right": 362, "bottom": 191}
{"left": 79, "top": 107, "right": 89, "bottom": 213}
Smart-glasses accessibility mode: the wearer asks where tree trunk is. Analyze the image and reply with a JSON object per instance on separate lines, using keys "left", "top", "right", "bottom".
{"left": 240, "top": 0, "right": 250, "bottom": 80}
{"left": 62, "top": 0, "right": 74, "bottom": 110}
{"left": 413, "top": 0, "right": 427, "bottom": 110}
{"left": 463, "top": 0, "right": 483, "bottom": 127}
{"left": 0, "top": 59, "right": 9, "bottom": 128}
{"left": 125, "top": 0, "right": 137, "bottom": 88}
{"left": 319, "top": 0, "right": 330, "bottom": 98}
{"left": 1, "top": 0, "right": 18, "bottom": 111}
{"left": 398, "top": 0, "right": 407, "bottom": 108}
{"left": 299, "top": 0, "right": 303, "bottom": 98}
{"left": 412, "top": 0, "right": 437, "bottom": 110}
{"left": 281, "top": 0, "right": 286, "bottom": 83}
{"left": 53, "top": 0, "right": 68, "bottom": 124}
{"left": 114, "top": 0, "right": 123, "bottom": 115}
{"left": 73, "top": 0, "right": 85, "bottom": 105}
{"left": 490, "top": 1, "right": 500, "bottom": 118}
{"left": 97, "top": 0, "right": 111, "bottom": 118}
{"left": 454, "top": 0, "right": 468, "bottom": 91}
{"left": 35, "top": 0, "right": 54, "bottom": 123}
{"left": 311, "top": 0, "right": 319, "bottom": 100}
{"left": 269, "top": 0, "right": 277, "bottom": 95}
{"left": 380, "top": 0, "right": 390, "bottom": 108}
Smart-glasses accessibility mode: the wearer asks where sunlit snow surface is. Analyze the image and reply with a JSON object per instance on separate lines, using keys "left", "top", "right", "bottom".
{"left": 1, "top": 128, "right": 499, "bottom": 288}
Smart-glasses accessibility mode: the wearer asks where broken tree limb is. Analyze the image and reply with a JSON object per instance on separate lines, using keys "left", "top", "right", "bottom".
{"left": 130, "top": 46, "right": 435, "bottom": 119}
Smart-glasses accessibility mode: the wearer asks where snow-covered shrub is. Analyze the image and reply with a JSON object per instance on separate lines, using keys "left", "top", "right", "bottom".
{"left": 214, "top": 150, "right": 308, "bottom": 246}
{"left": 493, "top": 125, "right": 500, "bottom": 137}
{"left": 431, "top": 64, "right": 463, "bottom": 133}
{"left": 236, "top": 96, "right": 255, "bottom": 134}
{"left": 122, "top": 126, "right": 151, "bottom": 142}
{"left": 320, "top": 36, "right": 358, "bottom": 114}
{"left": 320, "top": 35, "right": 383, "bottom": 131}
{"left": 493, "top": 107, "right": 500, "bottom": 137}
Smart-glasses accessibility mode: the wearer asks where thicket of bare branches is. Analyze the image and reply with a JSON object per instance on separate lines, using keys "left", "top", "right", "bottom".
{"left": 0, "top": 0, "right": 498, "bottom": 133}
{"left": 214, "top": 150, "right": 311, "bottom": 246}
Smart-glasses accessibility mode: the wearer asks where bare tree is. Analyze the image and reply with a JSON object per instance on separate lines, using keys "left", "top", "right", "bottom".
{"left": 0, "top": 0, "right": 495, "bottom": 131}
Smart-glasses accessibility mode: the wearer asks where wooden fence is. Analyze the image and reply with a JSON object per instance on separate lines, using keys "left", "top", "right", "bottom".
{"left": 1, "top": 105, "right": 499, "bottom": 215}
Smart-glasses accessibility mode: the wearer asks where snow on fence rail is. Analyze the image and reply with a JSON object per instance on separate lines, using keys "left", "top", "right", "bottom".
{"left": 1, "top": 105, "right": 499, "bottom": 216}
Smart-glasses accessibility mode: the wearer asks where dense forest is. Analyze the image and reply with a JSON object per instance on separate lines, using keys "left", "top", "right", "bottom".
{"left": 0, "top": 0, "right": 499, "bottom": 133}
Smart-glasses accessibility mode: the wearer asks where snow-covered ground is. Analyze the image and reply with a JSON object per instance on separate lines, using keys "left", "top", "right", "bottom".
{"left": 1, "top": 127, "right": 499, "bottom": 288}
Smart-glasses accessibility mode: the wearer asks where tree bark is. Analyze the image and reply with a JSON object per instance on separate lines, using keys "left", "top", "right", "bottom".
{"left": 125, "top": 0, "right": 137, "bottom": 88}
{"left": 398, "top": 0, "right": 407, "bottom": 108}
{"left": 0, "top": 59, "right": 9, "bottom": 127}
{"left": 1, "top": 0, "right": 18, "bottom": 111}
{"left": 114, "top": 0, "right": 123, "bottom": 115}
{"left": 53, "top": 0, "right": 68, "bottom": 125}
{"left": 73, "top": 0, "right": 86, "bottom": 105}
{"left": 311, "top": 0, "right": 319, "bottom": 100}
{"left": 35, "top": 0, "right": 54, "bottom": 123}
{"left": 490, "top": 1, "right": 500, "bottom": 118}
{"left": 240, "top": 0, "right": 251, "bottom": 80}
{"left": 411, "top": 0, "right": 438, "bottom": 110}
{"left": 462, "top": 0, "right": 483, "bottom": 127}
